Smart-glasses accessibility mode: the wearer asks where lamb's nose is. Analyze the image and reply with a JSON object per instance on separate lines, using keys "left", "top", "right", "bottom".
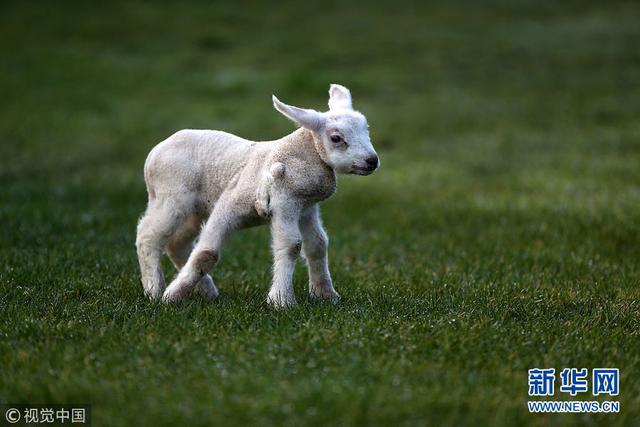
{"left": 365, "top": 155, "right": 379, "bottom": 169}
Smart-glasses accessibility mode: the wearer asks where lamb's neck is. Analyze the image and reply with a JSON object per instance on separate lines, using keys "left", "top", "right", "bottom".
{"left": 281, "top": 128, "right": 332, "bottom": 170}
{"left": 277, "top": 127, "right": 337, "bottom": 202}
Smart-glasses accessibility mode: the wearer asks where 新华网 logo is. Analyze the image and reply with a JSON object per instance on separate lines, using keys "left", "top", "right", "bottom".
{"left": 527, "top": 368, "right": 620, "bottom": 413}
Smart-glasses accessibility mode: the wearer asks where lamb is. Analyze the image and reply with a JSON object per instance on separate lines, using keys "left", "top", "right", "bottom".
{"left": 135, "top": 84, "right": 379, "bottom": 308}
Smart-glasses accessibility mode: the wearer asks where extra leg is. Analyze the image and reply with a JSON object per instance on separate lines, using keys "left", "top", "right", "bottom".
{"left": 299, "top": 205, "right": 340, "bottom": 302}
{"left": 165, "top": 215, "right": 219, "bottom": 301}
{"left": 255, "top": 162, "right": 285, "bottom": 218}
{"left": 255, "top": 170, "right": 273, "bottom": 218}
{"left": 267, "top": 209, "right": 302, "bottom": 308}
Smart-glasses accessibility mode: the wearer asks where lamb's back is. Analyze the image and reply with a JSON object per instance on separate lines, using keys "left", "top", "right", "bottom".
{"left": 144, "top": 129, "right": 256, "bottom": 199}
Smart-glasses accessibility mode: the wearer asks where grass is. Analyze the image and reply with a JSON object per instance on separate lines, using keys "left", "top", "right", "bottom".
{"left": 1, "top": 0, "right": 639, "bottom": 425}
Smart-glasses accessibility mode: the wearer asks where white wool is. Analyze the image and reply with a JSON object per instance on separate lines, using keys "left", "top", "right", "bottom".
{"left": 255, "top": 162, "right": 285, "bottom": 218}
{"left": 135, "top": 84, "right": 379, "bottom": 308}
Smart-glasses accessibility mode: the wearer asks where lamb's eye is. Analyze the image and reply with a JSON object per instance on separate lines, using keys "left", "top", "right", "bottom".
{"left": 330, "top": 134, "right": 342, "bottom": 143}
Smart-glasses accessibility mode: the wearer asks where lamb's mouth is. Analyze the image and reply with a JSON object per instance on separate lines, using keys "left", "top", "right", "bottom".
{"left": 350, "top": 166, "right": 375, "bottom": 175}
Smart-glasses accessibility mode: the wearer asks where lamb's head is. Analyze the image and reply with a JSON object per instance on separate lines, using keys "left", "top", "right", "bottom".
{"left": 272, "top": 84, "right": 379, "bottom": 175}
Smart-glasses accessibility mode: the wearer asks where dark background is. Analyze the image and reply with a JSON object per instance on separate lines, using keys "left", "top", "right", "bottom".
{"left": 1, "top": 1, "right": 639, "bottom": 426}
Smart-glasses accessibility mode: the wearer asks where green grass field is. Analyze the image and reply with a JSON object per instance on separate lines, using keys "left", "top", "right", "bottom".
{"left": 1, "top": 1, "right": 639, "bottom": 426}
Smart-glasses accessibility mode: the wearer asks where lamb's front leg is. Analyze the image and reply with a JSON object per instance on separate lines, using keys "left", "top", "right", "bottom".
{"left": 299, "top": 205, "right": 340, "bottom": 302}
{"left": 267, "top": 211, "right": 302, "bottom": 308}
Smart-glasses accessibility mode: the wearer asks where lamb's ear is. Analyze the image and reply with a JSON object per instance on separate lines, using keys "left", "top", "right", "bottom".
{"left": 272, "top": 95, "right": 324, "bottom": 131}
{"left": 328, "top": 84, "right": 352, "bottom": 110}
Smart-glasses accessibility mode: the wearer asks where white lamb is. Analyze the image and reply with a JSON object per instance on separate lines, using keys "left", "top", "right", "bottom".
{"left": 135, "top": 84, "right": 379, "bottom": 308}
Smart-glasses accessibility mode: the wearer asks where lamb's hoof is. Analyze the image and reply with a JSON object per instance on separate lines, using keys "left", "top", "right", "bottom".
{"left": 330, "top": 292, "right": 341, "bottom": 304}
{"left": 162, "top": 282, "right": 191, "bottom": 303}
{"left": 143, "top": 283, "right": 165, "bottom": 301}
{"left": 254, "top": 200, "right": 271, "bottom": 218}
{"left": 197, "top": 275, "right": 219, "bottom": 301}
{"left": 310, "top": 289, "right": 341, "bottom": 304}
{"left": 310, "top": 285, "right": 341, "bottom": 304}
{"left": 267, "top": 290, "right": 296, "bottom": 309}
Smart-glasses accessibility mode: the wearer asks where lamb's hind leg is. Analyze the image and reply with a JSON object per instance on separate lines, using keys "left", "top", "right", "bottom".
{"left": 165, "top": 216, "right": 219, "bottom": 301}
{"left": 163, "top": 197, "right": 239, "bottom": 303}
{"left": 136, "top": 201, "right": 184, "bottom": 300}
